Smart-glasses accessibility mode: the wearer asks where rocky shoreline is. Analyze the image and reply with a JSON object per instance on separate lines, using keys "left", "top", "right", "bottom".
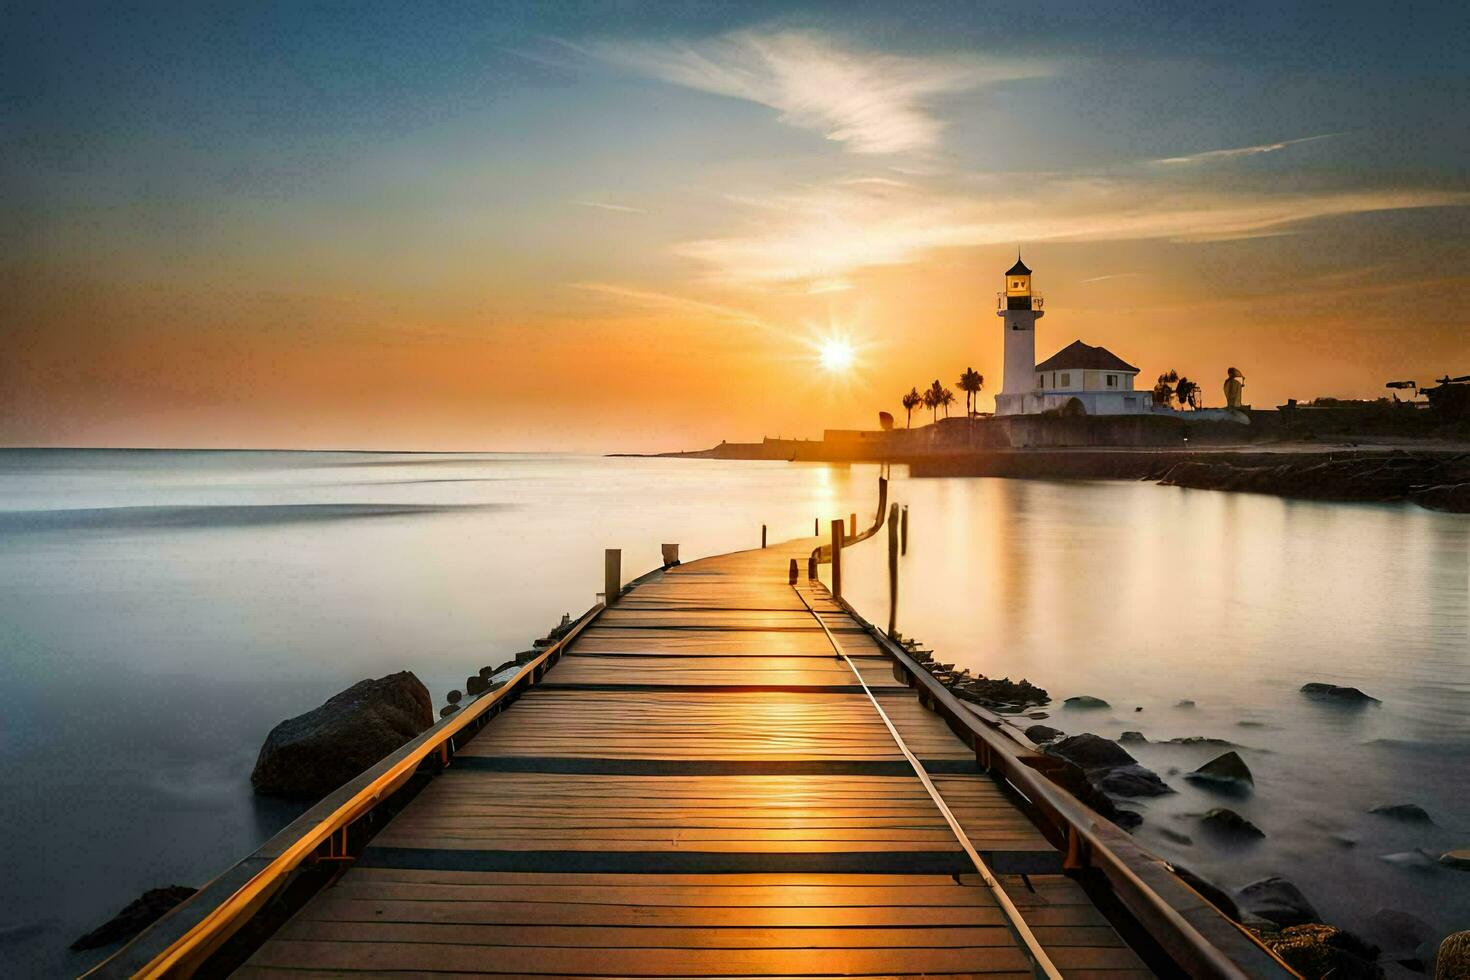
{"left": 891, "top": 633, "right": 1469, "bottom": 978}
{"left": 905, "top": 447, "right": 1470, "bottom": 513}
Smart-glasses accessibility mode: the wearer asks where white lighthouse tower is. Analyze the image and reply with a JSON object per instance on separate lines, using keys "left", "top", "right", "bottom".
{"left": 994, "top": 254, "right": 1042, "bottom": 416}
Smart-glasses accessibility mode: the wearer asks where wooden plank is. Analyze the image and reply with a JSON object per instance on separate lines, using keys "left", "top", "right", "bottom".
{"left": 241, "top": 537, "right": 1152, "bottom": 978}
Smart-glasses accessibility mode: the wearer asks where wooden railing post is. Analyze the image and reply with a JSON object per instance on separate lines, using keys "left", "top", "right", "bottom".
{"left": 830, "top": 520, "right": 844, "bottom": 598}
{"left": 887, "top": 502, "right": 900, "bottom": 637}
{"left": 604, "top": 549, "right": 621, "bottom": 606}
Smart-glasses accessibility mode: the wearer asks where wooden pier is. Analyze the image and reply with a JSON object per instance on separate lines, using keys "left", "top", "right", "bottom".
{"left": 91, "top": 520, "right": 1295, "bottom": 978}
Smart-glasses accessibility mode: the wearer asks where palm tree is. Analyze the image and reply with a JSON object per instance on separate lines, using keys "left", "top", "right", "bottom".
{"left": 957, "top": 368, "right": 984, "bottom": 417}
{"left": 900, "top": 387, "right": 921, "bottom": 428}
{"left": 924, "top": 380, "right": 945, "bottom": 423}
{"left": 1176, "top": 376, "right": 1200, "bottom": 409}
{"left": 1153, "top": 369, "right": 1179, "bottom": 407}
{"left": 940, "top": 387, "right": 956, "bottom": 418}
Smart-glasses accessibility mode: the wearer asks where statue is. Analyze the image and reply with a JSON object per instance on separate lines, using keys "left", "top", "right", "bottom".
{"left": 1224, "top": 367, "right": 1245, "bottom": 409}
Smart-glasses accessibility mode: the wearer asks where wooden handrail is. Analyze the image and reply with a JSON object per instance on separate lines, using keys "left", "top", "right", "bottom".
{"left": 827, "top": 587, "right": 1299, "bottom": 980}
{"left": 811, "top": 475, "right": 887, "bottom": 566}
{"left": 83, "top": 600, "right": 607, "bottom": 979}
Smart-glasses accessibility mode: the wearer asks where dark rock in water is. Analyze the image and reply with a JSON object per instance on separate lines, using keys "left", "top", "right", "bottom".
{"left": 1045, "top": 733, "right": 1135, "bottom": 772}
{"left": 477, "top": 664, "right": 495, "bottom": 679}
{"left": 71, "top": 886, "right": 196, "bottom": 950}
{"left": 1118, "top": 730, "right": 1148, "bottom": 744}
{"left": 1134, "top": 706, "right": 1143, "bottom": 712}
{"left": 250, "top": 672, "right": 434, "bottom": 800}
{"left": 1025, "top": 724, "right": 1063, "bottom": 744}
{"left": 1251, "top": 923, "right": 1384, "bottom": 980}
{"left": 446, "top": 689, "right": 463, "bottom": 704}
{"left": 1063, "top": 695, "right": 1110, "bottom": 709}
{"left": 1176, "top": 699, "right": 1196, "bottom": 708}
{"left": 1366, "top": 908, "right": 1435, "bottom": 962}
{"left": 954, "top": 675, "right": 1049, "bottom": 709}
{"left": 1441, "top": 848, "right": 1470, "bottom": 870}
{"left": 1371, "top": 803, "right": 1433, "bottom": 824}
{"left": 1165, "top": 735, "right": 1238, "bottom": 747}
{"left": 1235, "top": 876, "right": 1320, "bottom": 927}
{"left": 1185, "top": 751, "right": 1254, "bottom": 790}
{"left": 465, "top": 675, "right": 488, "bottom": 696}
{"left": 1237, "top": 720, "right": 1266, "bottom": 728}
{"left": 1437, "top": 932, "right": 1470, "bottom": 979}
{"left": 1097, "top": 763, "right": 1173, "bottom": 797}
{"left": 1158, "top": 827, "right": 1193, "bottom": 846}
{"left": 1172, "top": 865, "right": 1239, "bottom": 918}
{"left": 1111, "top": 807, "right": 1143, "bottom": 831}
{"left": 1201, "top": 807, "right": 1264, "bottom": 839}
{"left": 439, "top": 704, "right": 459, "bottom": 717}
{"left": 1332, "top": 834, "right": 1360, "bottom": 848}
{"left": 514, "top": 649, "right": 540, "bottom": 664}
{"left": 1302, "top": 682, "right": 1381, "bottom": 704}
{"left": 1028, "top": 711, "right": 1049, "bottom": 720}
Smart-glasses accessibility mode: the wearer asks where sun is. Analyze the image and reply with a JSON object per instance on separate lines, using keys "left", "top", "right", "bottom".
{"left": 818, "top": 338, "right": 856, "bottom": 373}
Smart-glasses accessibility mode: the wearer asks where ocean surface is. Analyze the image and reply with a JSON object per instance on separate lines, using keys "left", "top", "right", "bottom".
{"left": 0, "top": 451, "right": 1465, "bottom": 973}
{"left": 835, "top": 475, "right": 1470, "bottom": 953}
{"left": 0, "top": 450, "right": 880, "bottom": 975}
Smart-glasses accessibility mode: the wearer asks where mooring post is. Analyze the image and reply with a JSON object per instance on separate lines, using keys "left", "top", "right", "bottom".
{"left": 849, "top": 512, "right": 857, "bottom": 538}
{"left": 814, "top": 516, "right": 819, "bottom": 536}
{"left": 887, "top": 502, "right": 900, "bottom": 637}
{"left": 761, "top": 524, "right": 767, "bottom": 548}
{"left": 604, "top": 548, "right": 621, "bottom": 606}
{"left": 900, "top": 505, "right": 909, "bottom": 555}
{"left": 788, "top": 558, "right": 798, "bottom": 585}
{"left": 830, "top": 519, "right": 844, "bottom": 598}
{"left": 661, "top": 543, "right": 679, "bottom": 567}
{"left": 807, "top": 554, "right": 817, "bottom": 579}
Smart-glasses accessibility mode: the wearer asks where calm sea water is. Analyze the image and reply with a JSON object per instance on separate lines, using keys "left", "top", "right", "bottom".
{"left": 1, "top": 453, "right": 1465, "bottom": 973}
{"left": 0, "top": 450, "right": 880, "bottom": 976}
{"left": 836, "top": 476, "right": 1470, "bottom": 950}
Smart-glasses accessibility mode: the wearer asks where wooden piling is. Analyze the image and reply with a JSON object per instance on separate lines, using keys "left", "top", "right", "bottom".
{"left": 604, "top": 549, "right": 621, "bottom": 606}
{"left": 887, "top": 502, "right": 900, "bottom": 637}
{"left": 761, "top": 524, "right": 767, "bottom": 548}
{"left": 788, "top": 558, "right": 798, "bottom": 584}
{"left": 849, "top": 512, "right": 857, "bottom": 538}
{"left": 830, "top": 519, "right": 844, "bottom": 598}
{"left": 901, "top": 505, "right": 909, "bottom": 555}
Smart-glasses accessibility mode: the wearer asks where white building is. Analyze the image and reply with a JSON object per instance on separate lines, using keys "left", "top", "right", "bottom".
{"left": 992, "top": 257, "right": 1154, "bottom": 416}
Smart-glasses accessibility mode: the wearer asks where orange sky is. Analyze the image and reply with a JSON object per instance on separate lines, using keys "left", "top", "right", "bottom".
{"left": 4, "top": 6, "right": 1467, "bottom": 451}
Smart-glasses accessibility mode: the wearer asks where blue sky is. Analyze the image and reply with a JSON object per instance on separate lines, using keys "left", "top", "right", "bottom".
{"left": 3, "top": 1, "right": 1466, "bottom": 448}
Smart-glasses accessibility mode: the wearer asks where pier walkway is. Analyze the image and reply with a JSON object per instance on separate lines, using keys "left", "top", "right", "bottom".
{"left": 94, "top": 526, "right": 1294, "bottom": 979}
{"left": 236, "top": 538, "right": 1145, "bottom": 978}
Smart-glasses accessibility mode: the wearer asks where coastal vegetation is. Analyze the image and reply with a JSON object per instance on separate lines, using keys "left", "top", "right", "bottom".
{"left": 958, "top": 367, "right": 984, "bottom": 417}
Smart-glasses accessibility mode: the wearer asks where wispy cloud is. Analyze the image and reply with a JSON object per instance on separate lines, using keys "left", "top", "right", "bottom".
{"left": 570, "top": 282, "right": 770, "bottom": 330}
{"left": 1152, "top": 133, "right": 1344, "bottom": 165}
{"left": 591, "top": 30, "right": 1047, "bottom": 155}
{"left": 573, "top": 200, "right": 645, "bottom": 213}
{"left": 675, "top": 177, "right": 1468, "bottom": 287}
{"left": 1080, "top": 272, "right": 1145, "bottom": 283}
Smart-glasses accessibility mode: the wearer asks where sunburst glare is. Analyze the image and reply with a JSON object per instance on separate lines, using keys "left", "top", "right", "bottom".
{"left": 818, "top": 337, "right": 856, "bottom": 373}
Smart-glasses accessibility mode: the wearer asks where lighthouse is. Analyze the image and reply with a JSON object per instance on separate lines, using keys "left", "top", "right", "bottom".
{"left": 994, "top": 254, "right": 1042, "bottom": 416}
